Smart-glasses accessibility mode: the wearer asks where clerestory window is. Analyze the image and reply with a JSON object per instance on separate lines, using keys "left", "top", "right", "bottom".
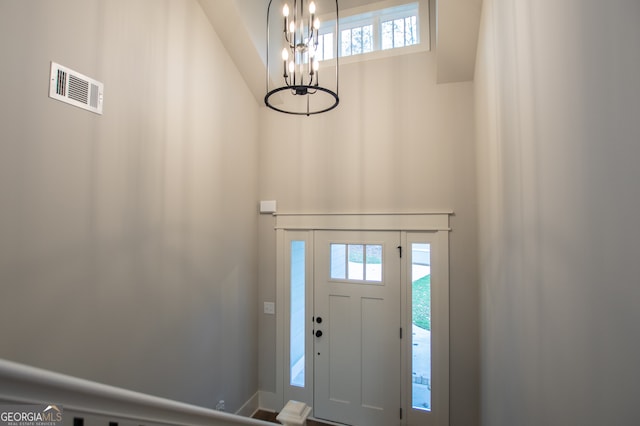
{"left": 315, "top": 2, "right": 423, "bottom": 61}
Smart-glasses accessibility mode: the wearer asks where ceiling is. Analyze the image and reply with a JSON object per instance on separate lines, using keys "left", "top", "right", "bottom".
{"left": 198, "top": 0, "right": 483, "bottom": 104}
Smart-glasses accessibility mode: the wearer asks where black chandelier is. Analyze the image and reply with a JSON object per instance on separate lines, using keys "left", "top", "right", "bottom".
{"left": 265, "top": 0, "right": 339, "bottom": 116}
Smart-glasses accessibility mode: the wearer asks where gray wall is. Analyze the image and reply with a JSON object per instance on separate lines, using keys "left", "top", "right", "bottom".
{"left": 475, "top": 0, "right": 640, "bottom": 425}
{"left": 258, "top": 52, "right": 480, "bottom": 426}
{"left": 0, "top": 0, "right": 259, "bottom": 411}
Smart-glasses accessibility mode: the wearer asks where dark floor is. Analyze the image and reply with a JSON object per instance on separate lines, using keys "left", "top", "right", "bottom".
{"left": 252, "top": 410, "right": 333, "bottom": 426}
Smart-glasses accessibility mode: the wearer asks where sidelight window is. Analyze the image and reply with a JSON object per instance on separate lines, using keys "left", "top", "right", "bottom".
{"left": 290, "top": 240, "right": 306, "bottom": 387}
{"left": 411, "top": 243, "right": 431, "bottom": 410}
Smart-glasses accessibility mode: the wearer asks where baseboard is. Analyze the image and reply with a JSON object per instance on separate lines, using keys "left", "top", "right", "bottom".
{"left": 235, "top": 391, "right": 259, "bottom": 417}
{"left": 257, "top": 390, "right": 280, "bottom": 412}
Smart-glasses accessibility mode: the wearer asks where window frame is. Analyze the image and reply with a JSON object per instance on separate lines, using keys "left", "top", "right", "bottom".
{"left": 315, "top": 0, "right": 429, "bottom": 64}
{"left": 281, "top": 230, "right": 314, "bottom": 405}
{"left": 402, "top": 231, "right": 450, "bottom": 425}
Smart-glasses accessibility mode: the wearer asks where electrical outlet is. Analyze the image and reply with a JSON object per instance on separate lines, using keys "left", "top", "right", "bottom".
{"left": 264, "top": 301, "right": 275, "bottom": 315}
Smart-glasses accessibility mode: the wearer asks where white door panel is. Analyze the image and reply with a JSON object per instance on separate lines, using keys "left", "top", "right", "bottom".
{"left": 314, "top": 230, "right": 401, "bottom": 426}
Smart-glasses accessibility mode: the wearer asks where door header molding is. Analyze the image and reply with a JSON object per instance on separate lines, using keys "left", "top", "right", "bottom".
{"left": 274, "top": 212, "right": 452, "bottom": 232}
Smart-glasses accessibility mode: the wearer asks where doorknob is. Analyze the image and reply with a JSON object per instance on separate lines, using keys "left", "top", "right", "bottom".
{"left": 315, "top": 330, "right": 323, "bottom": 338}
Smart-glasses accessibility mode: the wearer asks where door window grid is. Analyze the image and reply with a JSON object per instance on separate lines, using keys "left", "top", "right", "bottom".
{"left": 330, "top": 243, "right": 383, "bottom": 282}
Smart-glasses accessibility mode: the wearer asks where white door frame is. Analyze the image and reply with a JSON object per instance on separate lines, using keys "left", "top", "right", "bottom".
{"left": 272, "top": 213, "right": 451, "bottom": 425}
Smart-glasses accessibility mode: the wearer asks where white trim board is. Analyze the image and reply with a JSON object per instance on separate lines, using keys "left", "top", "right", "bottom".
{"left": 235, "top": 392, "right": 260, "bottom": 418}
{"left": 274, "top": 212, "right": 452, "bottom": 231}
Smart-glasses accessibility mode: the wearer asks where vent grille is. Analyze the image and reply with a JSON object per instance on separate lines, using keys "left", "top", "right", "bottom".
{"left": 90, "top": 83, "right": 99, "bottom": 108}
{"left": 49, "top": 62, "right": 103, "bottom": 115}
{"left": 56, "top": 70, "right": 67, "bottom": 96}
{"left": 68, "top": 74, "right": 89, "bottom": 104}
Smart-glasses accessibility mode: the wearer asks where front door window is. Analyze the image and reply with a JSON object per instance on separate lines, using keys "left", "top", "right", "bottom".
{"left": 330, "top": 243, "right": 383, "bottom": 282}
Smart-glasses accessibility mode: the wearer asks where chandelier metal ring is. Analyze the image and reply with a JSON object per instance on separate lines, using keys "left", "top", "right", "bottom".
{"left": 264, "top": 85, "right": 339, "bottom": 116}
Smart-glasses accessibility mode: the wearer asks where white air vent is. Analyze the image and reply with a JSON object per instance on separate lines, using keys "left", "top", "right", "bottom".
{"left": 49, "top": 62, "right": 103, "bottom": 115}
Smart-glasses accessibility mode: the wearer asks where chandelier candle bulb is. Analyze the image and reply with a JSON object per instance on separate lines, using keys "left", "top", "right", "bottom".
{"left": 283, "top": 4, "right": 289, "bottom": 37}
{"left": 309, "top": 1, "right": 316, "bottom": 35}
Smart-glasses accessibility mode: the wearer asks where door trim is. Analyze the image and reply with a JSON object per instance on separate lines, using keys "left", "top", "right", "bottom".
{"left": 274, "top": 212, "right": 452, "bottom": 231}
{"left": 274, "top": 213, "right": 451, "bottom": 425}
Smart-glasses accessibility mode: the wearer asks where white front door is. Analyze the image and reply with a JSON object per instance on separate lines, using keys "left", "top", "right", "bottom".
{"left": 313, "top": 230, "right": 401, "bottom": 426}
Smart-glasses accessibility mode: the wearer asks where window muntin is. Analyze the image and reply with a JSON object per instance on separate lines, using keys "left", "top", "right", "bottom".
{"left": 330, "top": 243, "right": 383, "bottom": 283}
